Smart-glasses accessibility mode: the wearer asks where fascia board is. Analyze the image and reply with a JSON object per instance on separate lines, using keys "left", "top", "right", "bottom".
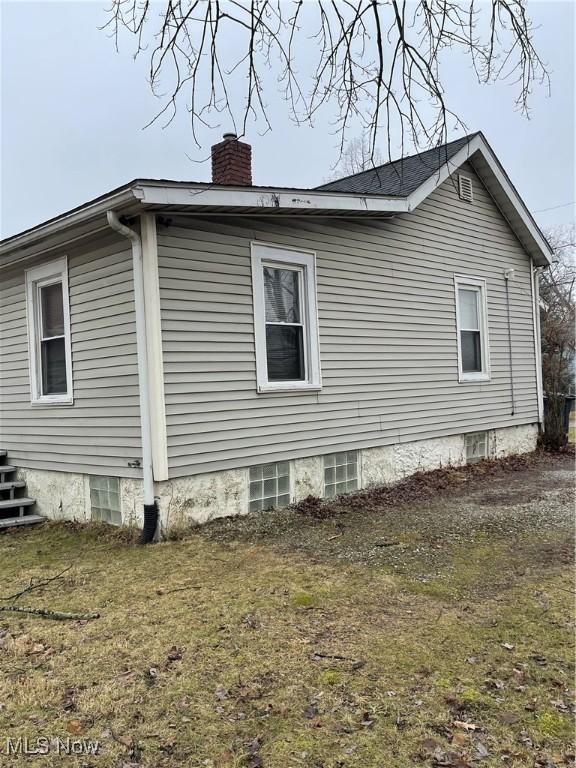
{"left": 135, "top": 184, "right": 409, "bottom": 213}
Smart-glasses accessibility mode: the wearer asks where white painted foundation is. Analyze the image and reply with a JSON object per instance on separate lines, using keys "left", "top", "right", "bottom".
{"left": 15, "top": 424, "right": 538, "bottom": 532}
{"left": 17, "top": 467, "right": 91, "bottom": 522}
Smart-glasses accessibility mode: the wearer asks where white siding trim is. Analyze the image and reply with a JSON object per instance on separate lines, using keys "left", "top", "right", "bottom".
{"left": 25, "top": 256, "right": 74, "bottom": 406}
{"left": 454, "top": 274, "right": 491, "bottom": 383}
{"left": 141, "top": 214, "right": 169, "bottom": 481}
{"left": 530, "top": 259, "right": 544, "bottom": 425}
{"left": 251, "top": 242, "right": 321, "bottom": 393}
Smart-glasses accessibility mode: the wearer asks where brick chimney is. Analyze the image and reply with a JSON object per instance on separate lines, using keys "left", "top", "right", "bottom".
{"left": 211, "top": 133, "right": 252, "bottom": 186}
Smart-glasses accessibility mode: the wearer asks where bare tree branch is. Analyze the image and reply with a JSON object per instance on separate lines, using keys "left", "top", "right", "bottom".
{"left": 102, "top": 0, "right": 550, "bottom": 161}
{"left": 540, "top": 225, "right": 576, "bottom": 449}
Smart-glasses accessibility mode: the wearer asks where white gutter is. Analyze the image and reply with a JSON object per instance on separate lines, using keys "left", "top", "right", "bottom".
{"left": 530, "top": 258, "right": 545, "bottom": 425}
{"left": 106, "top": 211, "right": 157, "bottom": 539}
{"left": 0, "top": 188, "right": 139, "bottom": 259}
{"left": 133, "top": 183, "right": 406, "bottom": 213}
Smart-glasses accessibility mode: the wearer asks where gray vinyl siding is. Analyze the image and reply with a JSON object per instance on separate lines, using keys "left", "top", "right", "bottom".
{"left": 0, "top": 233, "right": 142, "bottom": 477}
{"left": 158, "top": 164, "right": 539, "bottom": 478}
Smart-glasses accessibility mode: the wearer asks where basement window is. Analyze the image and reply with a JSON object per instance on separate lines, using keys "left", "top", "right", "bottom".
{"left": 251, "top": 243, "right": 321, "bottom": 393}
{"left": 90, "top": 476, "right": 121, "bottom": 525}
{"left": 465, "top": 432, "right": 488, "bottom": 464}
{"left": 249, "top": 462, "right": 291, "bottom": 512}
{"left": 25, "top": 257, "right": 73, "bottom": 405}
{"left": 458, "top": 174, "right": 474, "bottom": 203}
{"left": 324, "top": 452, "right": 358, "bottom": 497}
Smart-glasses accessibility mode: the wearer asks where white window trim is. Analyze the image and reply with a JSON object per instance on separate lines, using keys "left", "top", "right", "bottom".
{"left": 25, "top": 256, "right": 73, "bottom": 405}
{"left": 251, "top": 242, "right": 321, "bottom": 393}
{"left": 454, "top": 274, "right": 491, "bottom": 383}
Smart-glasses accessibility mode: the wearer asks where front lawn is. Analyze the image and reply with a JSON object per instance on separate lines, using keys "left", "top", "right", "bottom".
{"left": 0, "top": 452, "right": 573, "bottom": 767}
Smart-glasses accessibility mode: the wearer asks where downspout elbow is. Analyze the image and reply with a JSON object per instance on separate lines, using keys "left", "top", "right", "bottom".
{"left": 106, "top": 210, "right": 158, "bottom": 544}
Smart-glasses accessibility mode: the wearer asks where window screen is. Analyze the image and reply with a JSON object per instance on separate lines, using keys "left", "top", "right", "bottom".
{"left": 324, "top": 452, "right": 358, "bottom": 497}
{"left": 249, "top": 462, "right": 291, "bottom": 512}
{"left": 90, "top": 476, "right": 121, "bottom": 525}
{"left": 458, "top": 287, "right": 482, "bottom": 373}
{"left": 465, "top": 432, "right": 488, "bottom": 464}
{"left": 264, "top": 267, "right": 305, "bottom": 382}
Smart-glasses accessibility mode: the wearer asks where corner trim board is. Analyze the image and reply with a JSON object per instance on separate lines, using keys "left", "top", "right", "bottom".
{"left": 141, "top": 213, "right": 169, "bottom": 481}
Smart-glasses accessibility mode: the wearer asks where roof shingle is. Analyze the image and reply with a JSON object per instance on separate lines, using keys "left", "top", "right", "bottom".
{"left": 316, "top": 133, "right": 479, "bottom": 197}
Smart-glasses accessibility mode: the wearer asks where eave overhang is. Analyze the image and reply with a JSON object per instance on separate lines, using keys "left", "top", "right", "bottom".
{"left": 0, "top": 134, "right": 552, "bottom": 268}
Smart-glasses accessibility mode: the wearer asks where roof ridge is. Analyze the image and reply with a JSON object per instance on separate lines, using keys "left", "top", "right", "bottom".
{"left": 317, "top": 132, "right": 480, "bottom": 189}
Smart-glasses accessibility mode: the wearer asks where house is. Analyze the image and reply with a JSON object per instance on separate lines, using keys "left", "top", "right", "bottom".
{"left": 0, "top": 132, "right": 551, "bottom": 538}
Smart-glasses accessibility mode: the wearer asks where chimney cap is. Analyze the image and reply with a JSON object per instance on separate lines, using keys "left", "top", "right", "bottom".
{"left": 222, "top": 132, "right": 237, "bottom": 141}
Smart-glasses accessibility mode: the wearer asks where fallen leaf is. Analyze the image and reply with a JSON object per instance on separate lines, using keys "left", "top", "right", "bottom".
{"left": 551, "top": 699, "right": 568, "bottom": 711}
{"left": 360, "top": 711, "right": 375, "bottom": 727}
{"left": 475, "top": 742, "right": 489, "bottom": 759}
{"left": 453, "top": 720, "right": 479, "bottom": 731}
{"left": 31, "top": 643, "right": 46, "bottom": 654}
{"left": 67, "top": 720, "right": 82, "bottom": 735}
{"left": 302, "top": 704, "right": 318, "bottom": 719}
{"left": 215, "top": 685, "right": 229, "bottom": 700}
{"left": 501, "top": 643, "right": 514, "bottom": 651}
{"left": 167, "top": 646, "right": 183, "bottom": 662}
{"left": 244, "top": 737, "right": 263, "bottom": 768}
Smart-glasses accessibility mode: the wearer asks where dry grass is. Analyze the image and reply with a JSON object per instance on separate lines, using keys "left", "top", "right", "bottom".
{"left": 0, "top": 457, "right": 574, "bottom": 767}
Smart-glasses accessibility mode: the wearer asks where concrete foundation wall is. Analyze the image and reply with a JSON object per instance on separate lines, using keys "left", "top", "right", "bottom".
{"left": 17, "top": 424, "right": 538, "bottom": 531}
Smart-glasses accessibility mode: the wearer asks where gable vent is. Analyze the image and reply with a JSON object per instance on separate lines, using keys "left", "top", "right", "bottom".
{"left": 458, "top": 174, "right": 474, "bottom": 203}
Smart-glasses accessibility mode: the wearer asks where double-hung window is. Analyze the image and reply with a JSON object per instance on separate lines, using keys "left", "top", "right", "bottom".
{"left": 454, "top": 275, "right": 490, "bottom": 382}
{"left": 251, "top": 243, "right": 321, "bottom": 392}
{"left": 26, "top": 257, "right": 73, "bottom": 405}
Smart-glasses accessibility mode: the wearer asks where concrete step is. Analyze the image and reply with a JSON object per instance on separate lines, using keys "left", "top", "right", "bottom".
{"left": 0, "top": 497, "right": 35, "bottom": 510}
{"left": 0, "top": 514, "right": 45, "bottom": 529}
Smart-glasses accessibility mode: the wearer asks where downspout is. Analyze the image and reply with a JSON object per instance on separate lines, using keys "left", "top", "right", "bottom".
{"left": 504, "top": 269, "right": 516, "bottom": 416}
{"left": 530, "top": 258, "right": 545, "bottom": 427}
{"left": 106, "top": 211, "right": 158, "bottom": 543}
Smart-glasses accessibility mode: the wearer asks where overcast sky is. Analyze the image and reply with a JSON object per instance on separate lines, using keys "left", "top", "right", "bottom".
{"left": 1, "top": 1, "right": 574, "bottom": 238}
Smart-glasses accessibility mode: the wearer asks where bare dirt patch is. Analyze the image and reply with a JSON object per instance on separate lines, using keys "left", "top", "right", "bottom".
{"left": 200, "top": 450, "right": 574, "bottom": 594}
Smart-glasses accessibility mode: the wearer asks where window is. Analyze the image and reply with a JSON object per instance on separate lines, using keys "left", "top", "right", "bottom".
{"left": 458, "top": 174, "right": 474, "bottom": 203}
{"left": 251, "top": 243, "right": 321, "bottom": 392}
{"left": 454, "top": 275, "right": 490, "bottom": 382}
{"left": 324, "top": 452, "right": 358, "bottom": 497}
{"left": 90, "top": 476, "right": 121, "bottom": 525}
{"left": 25, "top": 257, "right": 72, "bottom": 404}
{"left": 249, "top": 462, "right": 291, "bottom": 512}
{"left": 465, "top": 432, "right": 488, "bottom": 464}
